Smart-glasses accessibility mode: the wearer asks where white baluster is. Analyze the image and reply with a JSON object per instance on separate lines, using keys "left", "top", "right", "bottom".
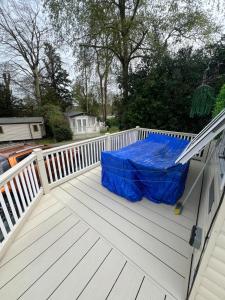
{"left": 56, "top": 152, "right": 62, "bottom": 179}
{"left": 70, "top": 148, "right": 75, "bottom": 173}
{"left": 84, "top": 144, "right": 88, "bottom": 167}
{"left": 4, "top": 184, "right": 18, "bottom": 222}
{"left": 65, "top": 150, "right": 71, "bottom": 175}
{"left": 51, "top": 153, "right": 58, "bottom": 181}
{"left": 24, "top": 167, "right": 34, "bottom": 199}
{"left": 10, "top": 179, "right": 23, "bottom": 217}
{"left": 0, "top": 191, "right": 13, "bottom": 230}
{"left": 19, "top": 171, "right": 31, "bottom": 204}
{"left": 61, "top": 151, "right": 67, "bottom": 177}
{"left": 27, "top": 165, "right": 37, "bottom": 195}
{"left": 81, "top": 145, "right": 85, "bottom": 168}
{"left": 15, "top": 175, "right": 27, "bottom": 210}
{"left": 45, "top": 154, "right": 53, "bottom": 183}
{"left": 0, "top": 216, "right": 7, "bottom": 240}
{"left": 77, "top": 146, "right": 81, "bottom": 170}
{"left": 31, "top": 162, "right": 39, "bottom": 192}
{"left": 74, "top": 147, "right": 78, "bottom": 171}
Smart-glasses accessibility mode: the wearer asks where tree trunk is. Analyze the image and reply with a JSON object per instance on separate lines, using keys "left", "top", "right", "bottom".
{"left": 84, "top": 66, "right": 89, "bottom": 113}
{"left": 33, "top": 67, "right": 41, "bottom": 104}
{"left": 119, "top": 0, "right": 129, "bottom": 102}
{"left": 99, "top": 75, "right": 105, "bottom": 121}
{"left": 103, "top": 74, "right": 108, "bottom": 123}
{"left": 121, "top": 59, "right": 129, "bottom": 102}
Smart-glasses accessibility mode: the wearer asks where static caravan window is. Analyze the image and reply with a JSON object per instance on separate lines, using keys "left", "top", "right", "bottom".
{"left": 33, "top": 124, "right": 39, "bottom": 132}
{"left": 0, "top": 126, "right": 3, "bottom": 134}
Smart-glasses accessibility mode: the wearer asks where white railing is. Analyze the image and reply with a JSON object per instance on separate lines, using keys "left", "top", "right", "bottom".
{"left": 41, "top": 128, "right": 138, "bottom": 189}
{"left": 0, "top": 126, "right": 203, "bottom": 250}
{"left": 110, "top": 129, "right": 138, "bottom": 150}
{"left": 0, "top": 154, "right": 43, "bottom": 253}
{"left": 138, "top": 127, "right": 196, "bottom": 141}
{"left": 138, "top": 128, "right": 210, "bottom": 162}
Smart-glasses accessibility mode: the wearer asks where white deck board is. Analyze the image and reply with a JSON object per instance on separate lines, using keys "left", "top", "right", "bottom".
{"left": 15, "top": 202, "right": 65, "bottom": 239}
{"left": 0, "top": 161, "right": 201, "bottom": 300}
{"left": 0, "top": 207, "right": 72, "bottom": 266}
{"left": 107, "top": 262, "right": 144, "bottom": 300}
{"left": 0, "top": 221, "right": 88, "bottom": 299}
{"left": 52, "top": 186, "right": 186, "bottom": 299}
{"left": 48, "top": 238, "right": 112, "bottom": 300}
{"left": 20, "top": 230, "right": 102, "bottom": 300}
{"left": 30, "top": 194, "right": 58, "bottom": 217}
{"left": 81, "top": 172, "right": 191, "bottom": 240}
{"left": 136, "top": 277, "right": 166, "bottom": 300}
{"left": 77, "top": 249, "right": 126, "bottom": 300}
{"left": 70, "top": 177, "right": 190, "bottom": 257}
{"left": 0, "top": 215, "right": 78, "bottom": 288}
{"left": 91, "top": 159, "right": 203, "bottom": 225}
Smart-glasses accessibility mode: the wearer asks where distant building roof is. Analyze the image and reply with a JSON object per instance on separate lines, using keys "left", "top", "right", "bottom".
{"left": 65, "top": 111, "right": 86, "bottom": 118}
{"left": 0, "top": 117, "right": 44, "bottom": 124}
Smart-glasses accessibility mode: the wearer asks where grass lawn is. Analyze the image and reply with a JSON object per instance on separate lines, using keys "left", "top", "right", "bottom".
{"left": 108, "top": 126, "right": 119, "bottom": 133}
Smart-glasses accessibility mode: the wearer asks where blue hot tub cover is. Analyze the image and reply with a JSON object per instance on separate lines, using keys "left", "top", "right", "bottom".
{"left": 101, "top": 133, "right": 190, "bottom": 204}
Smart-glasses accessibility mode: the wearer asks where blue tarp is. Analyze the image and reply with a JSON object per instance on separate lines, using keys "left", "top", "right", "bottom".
{"left": 101, "top": 133, "right": 190, "bottom": 204}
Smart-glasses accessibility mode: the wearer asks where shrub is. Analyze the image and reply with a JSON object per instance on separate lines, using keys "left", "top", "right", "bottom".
{"left": 40, "top": 104, "right": 72, "bottom": 142}
{"left": 105, "top": 117, "right": 119, "bottom": 128}
{"left": 213, "top": 84, "right": 225, "bottom": 117}
{"left": 53, "top": 125, "right": 73, "bottom": 142}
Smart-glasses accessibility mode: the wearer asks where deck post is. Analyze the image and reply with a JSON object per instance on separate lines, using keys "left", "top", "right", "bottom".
{"left": 33, "top": 148, "right": 50, "bottom": 194}
{"left": 135, "top": 126, "right": 140, "bottom": 141}
{"left": 105, "top": 133, "right": 111, "bottom": 151}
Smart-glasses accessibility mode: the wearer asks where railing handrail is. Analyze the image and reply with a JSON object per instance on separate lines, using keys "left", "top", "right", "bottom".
{"left": 42, "top": 134, "right": 107, "bottom": 155}
{"left": 0, "top": 153, "right": 36, "bottom": 188}
{"left": 42, "top": 128, "right": 137, "bottom": 155}
{"left": 140, "top": 127, "right": 196, "bottom": 138}
{"left": 0, "top": 127, "right": 197, "bottom": 190}
{"left": 107, "top": 128, "right": 136, "bottom": 137}
{"left": 0, "top": 127, "right": 198, "bottom": 191}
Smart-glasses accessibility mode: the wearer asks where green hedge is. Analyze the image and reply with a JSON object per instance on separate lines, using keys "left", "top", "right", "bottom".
{"left": 40, "top": 104, "right": 73, "bottom": 142}
{"left": 213, "top": 84, "right": 225, "bottom": 117}
{"left": 53, "top": 126, "right": 72, "bottom": 142}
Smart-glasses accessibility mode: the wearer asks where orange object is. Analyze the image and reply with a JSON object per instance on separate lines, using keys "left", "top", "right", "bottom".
{"left": 0, "top": 144, "right": 49, "bottom": 193}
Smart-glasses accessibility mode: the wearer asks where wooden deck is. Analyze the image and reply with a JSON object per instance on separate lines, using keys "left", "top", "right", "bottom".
{"left": 0, "top": 160, "right": 203, "bottom": 300}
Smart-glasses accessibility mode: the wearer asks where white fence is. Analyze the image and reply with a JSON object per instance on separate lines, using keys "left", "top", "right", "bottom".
{"left": 0, "top": 127, "right": 199, "bottom": 249}
{"left": 0, "top": 154, "right": 43, "bottom": 255}
{"left": 138, "top": 128, "right": 195, "bottom": 141}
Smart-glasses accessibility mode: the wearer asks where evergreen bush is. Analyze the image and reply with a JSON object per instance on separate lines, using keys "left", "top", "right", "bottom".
{"left": 213, "top": 84, "right": 225, "bottom": 117}
{"left": 40, "top": 104, "right": 72, "bottom": 142}
{"left": 53, "top": 126, "right": 72, "bottom": 142}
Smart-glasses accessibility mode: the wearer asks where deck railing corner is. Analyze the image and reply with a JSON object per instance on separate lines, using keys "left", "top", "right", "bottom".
{"left": 33, "top": 148, "right": 50, "bottom": 194}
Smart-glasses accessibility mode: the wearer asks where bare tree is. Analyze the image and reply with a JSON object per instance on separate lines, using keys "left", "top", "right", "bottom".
{"left": 95, "top": 37, "right": 113, "bottom": 122}
{"left": 0, "top": 0, "right": 49, "bottom": 104}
